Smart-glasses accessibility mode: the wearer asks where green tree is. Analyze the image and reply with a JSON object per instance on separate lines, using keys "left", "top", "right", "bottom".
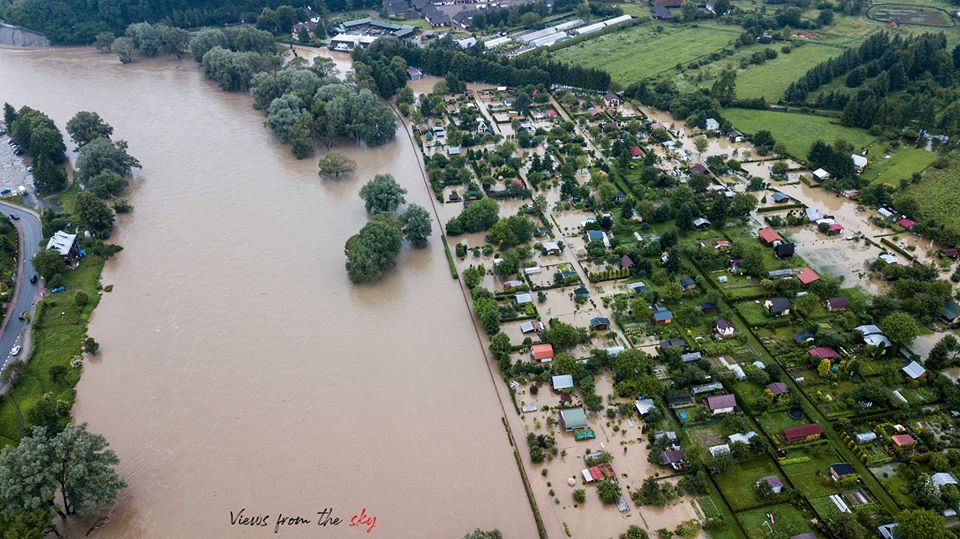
{"left": 288, "top": 115, "right": 314, "bottom": 159}
{"left": 542, "top": 320, "right": 582, "bottom": 352}
{"left": 83, "top": 338, "right": 100, "bottom": 355}
{"left": 317, "top": 152, "right": 357, "bottom": 178}
{"left": 598, "top": 479, "right": 621, "bottom": 504}
{"left": 897, "top": 509, "right": 946, "bottom": 539}
{"left": 399, "top": 204, "right": 433, "bottom": 248}
{"left": 3, "top": 103, "right": 16, "bottom": 130}
{"left": 32, "top": 157, "right": 67, "bottom": 195}
{"left": 880, "top": 311, "right": 920, "bottom": 351}
{"left": 829, "top": 512, "right": 870, "bottom": 539}
{"left": 111, "top": 37, "right": 135, "bottom": 64}
{"left": 674, "top": 520, "right": 701, "bottom": 539}
{"left": 32, "top": 249, "right": 65, "bottom": 281}
{"left": 0, "top": 424, "right": 126, "bottom": 520}
{"left": 694, "top": 137, "right": 709, "bottom": 158}
{"left": 75, "top": 192, "right": 115, "bottom": 238}
{"left": 359, "top": 174, "right": 407, "bottom": 214}
{"left": 344, "top": 214, "right": 403, "bottom": 283}
{"left": 88, "top": 171, "right": 127, "bottom": 199}
{"left": 189, "top": 29, "right": 229, "bottom": 63}
{"left": 93, "top": 31, "right": 115, "bottom": 50}
{"left": 614, "top": 349, "right": 651, "bottom": 381}
{"left": 620, "top": 525, "right": 649, "bottom": 539}
{"left": 74, "top": 137, "right": 141, "bottom": 186}
{"left": 3, "top": 509, "right": 58, "bottom": 539}
{"left": 448, "top": 197, "right": 499, "bottom": 234}
{"left": 488, "top": 332, "right": 512, "bottom": 361}
{"left": 65, "top": 111, "right": 113, "bottom": 148}
{"left": 573, "top": 489, "right": 587, "bottom": 504}
{"left": 463, "top": 530, "right": 502, "bottom": 539}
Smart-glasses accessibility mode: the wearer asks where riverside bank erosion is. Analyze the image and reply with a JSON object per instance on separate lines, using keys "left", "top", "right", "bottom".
{"left": 0, "top": 47, "right": 537, "bottom": 538}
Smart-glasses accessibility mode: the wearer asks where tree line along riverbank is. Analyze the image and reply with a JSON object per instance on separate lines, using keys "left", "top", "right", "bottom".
{"left": 0, "top": 105, "right": 139, "bottom": 536}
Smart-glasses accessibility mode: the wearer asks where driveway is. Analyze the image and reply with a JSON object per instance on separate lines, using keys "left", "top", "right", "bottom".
{"left": 0, "top": 201, "right": 42, "bottom": 375}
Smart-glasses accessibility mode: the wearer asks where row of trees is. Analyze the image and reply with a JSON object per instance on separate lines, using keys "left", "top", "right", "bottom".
{"left": 361, "top": 38, "right": 611, "bottom": 93}
{"left": 345, "top": 174, "right": 433, "bottom": 283}
{"left": 1, "top": 0, "right": 314, "bottom": 44}
{"left": 4, "top": 104, "right": 68, "bottom": 195}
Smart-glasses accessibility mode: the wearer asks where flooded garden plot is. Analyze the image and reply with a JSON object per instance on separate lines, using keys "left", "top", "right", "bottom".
{"left": 513, "top": 372, "right": 703, "bottom": 538}
{"left": 785, "top": 228, "right": 884, "bottom": 292}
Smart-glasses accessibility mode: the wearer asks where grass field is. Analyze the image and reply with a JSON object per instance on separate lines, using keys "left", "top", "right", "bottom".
{"left": 721, "top": 108, "right": 876, "bottom": 159}
{"left": 862, "top": 145, "right": 938, "bottom": 186}
{"left": 736, "top": 44, "right": 843, "bottom": 101}
{"left": 714, "top": 457, "right": 783, "bottom": 510}
{"left": 551, "top": 24, "right": 740, "bottom": 85}
{"left": 780, "top": 443, "right": 847, "bottom": 498}
{"left": 736, "top": 503, "right": 816, "bottom": 538}
{"left": 895, "top": 151, "right": 960, "bottom": 239}
{"left": 0, "top": 256, "right": 104, "bottom": 446}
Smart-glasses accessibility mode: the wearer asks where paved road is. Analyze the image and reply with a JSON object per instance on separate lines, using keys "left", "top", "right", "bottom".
{"left": 0, "top": 201, "right": 42, "bottom": 375}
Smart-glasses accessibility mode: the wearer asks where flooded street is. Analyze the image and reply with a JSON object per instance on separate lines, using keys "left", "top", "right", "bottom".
{"left": 0, "top": 47, "right": 536, "bottom": 538}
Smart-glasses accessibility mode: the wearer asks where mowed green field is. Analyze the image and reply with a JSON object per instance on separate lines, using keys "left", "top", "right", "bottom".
{"left": 550, "top": 25, "right": 739, "bottom": 85}
{"left": 721, "top": 108, "right": 876, "bottom": 158}
{"left": 736, "top": 44, "right": 844, "bottom": 101}
{"left": 896, "top": 154, "right": 960, "bottom": 238}
{"left": 862, "top": 146, "right": 938, "bottom": 186}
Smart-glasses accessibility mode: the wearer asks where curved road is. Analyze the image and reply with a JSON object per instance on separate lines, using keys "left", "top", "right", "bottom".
{"left": 0, "top": 201, "right": 42, "bottom": 375}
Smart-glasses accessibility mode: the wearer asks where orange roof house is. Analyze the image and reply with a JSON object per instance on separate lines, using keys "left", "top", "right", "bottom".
{"left": 531, "top": 343, "right": 554, "bottom": 362}
{"left": 797, "top": 267, "right": 820, "bottom": 286}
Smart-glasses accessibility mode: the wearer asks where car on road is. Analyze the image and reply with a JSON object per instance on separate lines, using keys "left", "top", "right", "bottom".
{"left": 26, "top": 166, "right": 32, "bottom": 172}
{"left": 8, "top": 213, "right": 18, "bottom": 221}
{"left": 11, "top": 345, "right": 21, "bottom": 356}
{"left": 50, "top": 285, "right": 65, "bottom": 294}
{"left": 18, "top": 311, "right": 27, "bottom": 320}
{"left": 0, "top": 188, "right": 10, "bottom": 195}
{"left": 30, "top": 274, "right": 37, "bottom": 284}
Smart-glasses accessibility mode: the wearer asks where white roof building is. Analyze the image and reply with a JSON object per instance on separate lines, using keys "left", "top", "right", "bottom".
{"left": 932, "top": 472, "right": 959, "bottom": 487}
{"left": 852, "top": 154, "right": 868, "bottom": 170}
{"left": 46, "top": 231, "right": 77, "bottom": 256}
{"left": 812, "top": 168, "right": 831, "bottom": 180}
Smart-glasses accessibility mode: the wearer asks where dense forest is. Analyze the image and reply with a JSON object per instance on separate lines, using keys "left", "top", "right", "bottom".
{"left": 0, "top": 0, "right": 382, "bottom": 44}
{"left": 785, "top": 32, "right": 960, "bottom": 134}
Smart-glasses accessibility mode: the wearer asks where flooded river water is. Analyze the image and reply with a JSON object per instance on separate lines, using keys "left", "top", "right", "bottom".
{"left": 0, "top": 47, "right": 536, "bottom": 538}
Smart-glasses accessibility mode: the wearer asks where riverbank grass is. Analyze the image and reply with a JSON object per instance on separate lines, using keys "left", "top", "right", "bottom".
{"left": 0, "top": 256, "right": 103, "bottom": 447}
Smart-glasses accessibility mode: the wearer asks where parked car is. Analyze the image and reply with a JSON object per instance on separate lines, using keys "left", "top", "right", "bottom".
{"left": 30, "top": 274, "right": 37, "bottom": 284}
{"left": 50, "top": 285, "right": 65, "bottom": 294}
{"left": 8, "top": 214, "right": 18, "bottom": 221}
{"left": 0, "top": 188, "right": 11, "bottom": 195}
{"left": 17, "top": 311, "right": 27, "bottom": 320}
{"left": 11, "top": 345, "right": 21, "bottom": 356}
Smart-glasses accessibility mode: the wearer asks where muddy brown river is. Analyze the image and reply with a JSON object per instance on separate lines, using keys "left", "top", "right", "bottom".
{"left": 0, "top": 47, "right": 536, "bottom": 538}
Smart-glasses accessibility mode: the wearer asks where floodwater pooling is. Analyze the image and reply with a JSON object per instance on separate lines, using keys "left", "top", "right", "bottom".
{"left": 0, "top": 47, "right": 537, "bottom": 538}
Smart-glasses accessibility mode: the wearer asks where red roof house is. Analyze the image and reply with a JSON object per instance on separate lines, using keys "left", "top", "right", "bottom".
{"left": 531, "top": 343, "right": 554, "bottom": 362}
{"left": 797, "top": 267, "right": 820, "bottom": 286}
{"left": 782, "top": 423, "right": 823, "bottom": 443}
{"left": 891, "top": 434, "right": 916, "bottom": 448}
{"left": 630, "top": 146, "right": 645, "bottom": 159}
{"left": 898, "top": 218, "right": 915, "bottom": 229}
{"left": 808, "top": 347, "right": 838, "bottom": 359}
{"left": 758, "top": 227, "right": 783, "bottom": 246}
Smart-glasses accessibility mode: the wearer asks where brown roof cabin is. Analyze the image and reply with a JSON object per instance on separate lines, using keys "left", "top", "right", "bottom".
{"left": 826, "top": 297, "right": 848, "bottom": 312}
{"left": 782, "top": 423, "right": 822, "bottom": 443}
